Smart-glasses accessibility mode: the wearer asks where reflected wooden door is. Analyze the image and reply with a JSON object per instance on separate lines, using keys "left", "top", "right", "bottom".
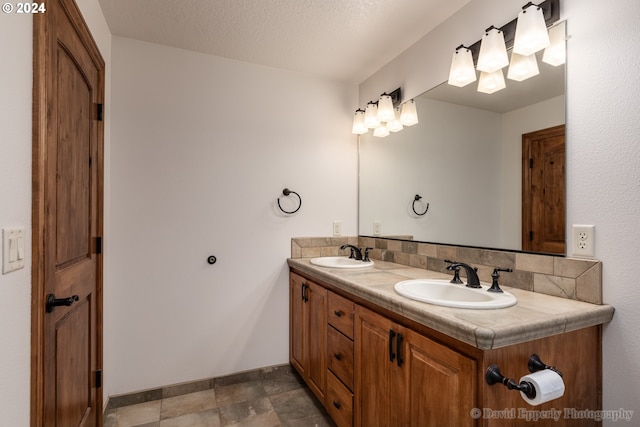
{"left": 32, "top": 0, "right": 105, "bottom": 426}
{"left": 522, "top": 125, "right": 566, "bottom": 254}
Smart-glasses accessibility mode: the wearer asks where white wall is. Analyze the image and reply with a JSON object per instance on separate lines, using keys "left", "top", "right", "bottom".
{"left": 0, "top": 0, "right": 111, "bottom": 423}
{"left": 361, "top": 0, "right": 640, "bottom": 422}
{"left": 108, "top": 37, "right": 357, "bottom": 394}
{"left": 0, "top": 12, "right": 33, "bottom": 427}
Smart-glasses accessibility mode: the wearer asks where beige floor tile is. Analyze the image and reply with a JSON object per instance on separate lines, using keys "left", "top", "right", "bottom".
{"left": 159, "top": 409, "right": 220, "bottom": 427}
{"left": 161, "top": 388, "right": 217, "bottom": 419}
{"left": 113, "top": 400, "right": 161, "bottom": 427}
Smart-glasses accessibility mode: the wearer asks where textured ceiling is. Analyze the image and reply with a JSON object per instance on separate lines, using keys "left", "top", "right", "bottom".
{"left": 98, "top": 0, "right": 470, "bottom": 83}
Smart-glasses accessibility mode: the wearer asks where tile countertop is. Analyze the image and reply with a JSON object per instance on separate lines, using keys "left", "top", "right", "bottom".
{"left": 287, "top": 258, "right": 615, "bottom": 350}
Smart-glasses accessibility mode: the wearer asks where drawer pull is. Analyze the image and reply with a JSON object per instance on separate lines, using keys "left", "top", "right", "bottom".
{"left": 389, "top": 329, "right": 396, "bottom": 363}
{"left": 334, "top": 352, "right": 343, "bottom": 361}
{"left": 333, "top": 401, "right": 342, "bottom": 410}
{"left": 334, "top": 310, "right": 343, "bottom": 317}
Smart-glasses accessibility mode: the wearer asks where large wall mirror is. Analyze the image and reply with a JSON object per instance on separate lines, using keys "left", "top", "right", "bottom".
{"left": 359, "top": 23, "right": 566, "bottom": 255}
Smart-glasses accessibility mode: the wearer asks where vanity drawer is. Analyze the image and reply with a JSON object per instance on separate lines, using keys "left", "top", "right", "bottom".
{"left": 327, "top": 326, "right": 354, "bottom": 390}
{"left": 326, "top": 371, "right": 353, "bottom": 427}
{"left": 328, "top": 291, "right": 354, "bottom": 339}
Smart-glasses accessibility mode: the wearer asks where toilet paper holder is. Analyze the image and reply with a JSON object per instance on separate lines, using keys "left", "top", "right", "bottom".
{"left": 486, "top": 354, "right": 563, "bottom": 399}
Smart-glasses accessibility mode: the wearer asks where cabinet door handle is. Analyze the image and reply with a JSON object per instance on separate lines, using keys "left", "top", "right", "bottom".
{"left": 334, "top": 310, "right": 343, "bottom": 317}
{"left": 333, "top": 401, "right": 342, "bottom": 409}
{"left": 388, "top": 329, "right": 396, "bottom": 363}
{"left": 334, "top": 352, "right": 343, "bottom": 361}
{"left": 301, "top": 283, "right": 308, "bottom": 303}
{"left": 396, "top": 332, "right": 404, "bottom": 367}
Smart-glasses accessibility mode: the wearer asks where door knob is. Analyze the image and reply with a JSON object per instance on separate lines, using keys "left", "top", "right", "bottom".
{"left": 46, "top": 294, "right": 79, "bottom": 313}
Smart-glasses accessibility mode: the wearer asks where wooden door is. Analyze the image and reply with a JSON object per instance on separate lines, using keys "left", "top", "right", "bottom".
{"left": 32, "top": 0, "right": 105, "bottom": 426}
{"left": 522, "top": 125, "right": 566, "bottom": 254}
{"left": 403, "top": 329, "right": 476, "bottom": 427}
{"left": 354, "top": 306, "right": 402, "bottom": 427}
{"left": 306, "top": 281, "right": 327, "bottom": 402}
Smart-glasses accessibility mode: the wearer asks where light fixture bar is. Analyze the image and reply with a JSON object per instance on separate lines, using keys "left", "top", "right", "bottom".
{"left": 461, "top": 0, "right": 559, "bottom": 67}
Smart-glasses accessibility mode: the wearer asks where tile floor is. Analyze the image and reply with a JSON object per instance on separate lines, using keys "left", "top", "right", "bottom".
{"left": 104, "top": 365, "right": 336, "bottom": 427}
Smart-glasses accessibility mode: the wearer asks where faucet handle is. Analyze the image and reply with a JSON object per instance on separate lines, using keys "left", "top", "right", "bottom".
{"left": 488, "top": 267, "right": 512, "bottom": 293}
{"left": 444, "top": 260, "right": 463, "bottom": 283}
{"left": 363, "top": 247, "right": 373, "bottom": 262}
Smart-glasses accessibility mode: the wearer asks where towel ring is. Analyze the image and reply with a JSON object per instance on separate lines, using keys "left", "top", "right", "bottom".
{"left": 412, "top": 194, "right": 429, "bottom": 216}
{"left": 278, "top": 188, "right": 302, "bottom": 214}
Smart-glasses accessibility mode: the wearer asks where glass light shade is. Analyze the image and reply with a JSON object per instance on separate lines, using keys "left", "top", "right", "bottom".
{"left": 507, "top": 52, "right": 540, "bottom": 81}
{"left": 364, "top": 102, "right": 380, "bottom": 128}
{"left": 377, "top": 94, "right": 395, "bottom": 122}
{"left": 447, "top": 48, "right": 477, "bottom": 87}
{"left": 513, "top": 5, "right": 550, "bottom": 56}
{"left": 543, "top": 21, "right": 566, "bottom": 66}
{"left": 373, "top": 125, "right": 390, "bottom": 138}
{"left": 477, "top": 69, "right": 506, "bottom": 94}
{"left": 476, "top": 28, "right": 509, "bottom": 73}
{"left": 351, "top": 109, "right": 367, "bottom": 135}
{"left": 386, "top": 107, "right": 404, "bottom": 132}
{"left": 399, "top": 99, "right": 419, "bottom": 126}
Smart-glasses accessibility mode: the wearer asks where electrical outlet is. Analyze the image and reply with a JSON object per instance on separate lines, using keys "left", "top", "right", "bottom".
{"left": 572, "top": 225, "right": 595, "bottom": 257}
{"left": 373, "top": 221, "right": 382, "bottom": 236}
{"left": 332, "top": 221, "right": 342, "bottom": 236}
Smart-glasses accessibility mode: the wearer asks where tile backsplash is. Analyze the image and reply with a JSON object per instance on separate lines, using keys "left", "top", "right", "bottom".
{"left": 291, "top": 236, "right": 602, "bottom": 304}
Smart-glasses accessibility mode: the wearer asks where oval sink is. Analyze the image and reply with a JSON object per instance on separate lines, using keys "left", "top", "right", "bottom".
{"left": 394, "top": 279, "right": 516, "bottom": 309}
{"left": 309, "top": 256, "right": 374, "bottom": 269}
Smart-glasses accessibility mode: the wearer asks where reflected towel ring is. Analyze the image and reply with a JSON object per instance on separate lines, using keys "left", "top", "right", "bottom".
{"left": 412, "top": 194, "right": 429, "bottom": 216}
{"left": 278, "top": 188, "right": 302, "bottom": 214}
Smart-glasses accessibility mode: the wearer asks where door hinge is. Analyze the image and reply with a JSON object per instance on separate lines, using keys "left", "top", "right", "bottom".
{"left": 96, "top": 103, "right": 104, "bottom": 121}
{"left": 529, "top": 231, "right": 534, "bottom": 241}
{"left": 96, "top": 369, "right": 102, "bottom": 388}
{"left": 529, "top": 158, "right": 534, "bottom": 168}
{"left": 96, "top": 236, "right": 102, "bottom": 254}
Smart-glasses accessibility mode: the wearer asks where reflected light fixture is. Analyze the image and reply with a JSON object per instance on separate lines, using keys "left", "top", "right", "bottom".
{"left": 386, "top": 106, "right": 404, "bottom": 132}
{"left": 377, "top": 93, "right": 395, "bottom": 122}
{"left": 507, "top": 52, "right": 539, "bottom": 81}
{"left": 373, "top": 125, "right": 390, "bottom": 138}
{"left": 400, "top": 99, "right": 419, "bottom": 126}
{"left": 351, "top": 108, "right": 367, "bottom": 135}
{"left": 543, "top": 21, "right": 566, "bottom": 66}
{"left": 364, "top": 102, "right": 380, "bottom": 129}
{"left": 513, "top": 3, "right": 550, "bottom": 56}
{"left": 447, "top": 45, "right": 477, "bottom": 87}
{"left": 476, "top": 26, "right": 509, "bottom": 73}
{"left": 477, "top": 69, "right": 506, "bottom": 94}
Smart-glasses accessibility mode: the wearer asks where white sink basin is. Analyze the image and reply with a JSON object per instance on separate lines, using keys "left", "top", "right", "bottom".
{"left": 394, "top": 279, "right": 517, "bottom": 309}
{"left": 309, "top": 256, "right": 374, "bottom": 269}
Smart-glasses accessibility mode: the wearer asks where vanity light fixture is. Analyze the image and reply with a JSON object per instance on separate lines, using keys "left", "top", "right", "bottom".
{"left": 507, "top": 52, "right": 540, "bottom": 81}
{"left": 400, "top": 99, "right": 419, "bottom": 126}
{"left": 513, "top": 3, "right": 550, "bottom": 56}
{"left": 351, "top": 108, "right": 368, "bottom": 135}
{"left": 377, "top": 93, "right": 395, "bottom": 122}
{"left": 476, "top": 26, "right": 509, "bottom": 74}
{"left": 543, "top": 21, "right": 566, "bottom": 66}
{"left": 386, "top": 107, "right": 404, "bottom": 132}
{"left": 447, "top": 45, "right": 477, "bottom": 87}
{"left": 364, "top": 102, "right": 380, "bottom": 129}
{"left": 477, "top": 69, "right": 506, "bottom": 94}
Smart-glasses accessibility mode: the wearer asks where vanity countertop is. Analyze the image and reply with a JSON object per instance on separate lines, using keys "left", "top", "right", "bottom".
{"left": 287, "top": 258, "right": 614, "bottom": 350}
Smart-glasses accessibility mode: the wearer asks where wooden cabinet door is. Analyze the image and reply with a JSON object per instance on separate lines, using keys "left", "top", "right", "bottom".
{"left": 354, "top": 306, "right": 403, "bottom": 427}
{"left": 290, "top": 273, "right": 306, "bottom": 375}
{"left": 289, "top": 273, "right": 327, "bottom": 401}
{"left": 403, "top": 329, "right": 477, "bottom": 427}
{"left": 306, "top": 281, "right": 327, "bottom": 401}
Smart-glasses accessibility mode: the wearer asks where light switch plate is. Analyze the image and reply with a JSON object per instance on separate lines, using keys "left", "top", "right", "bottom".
{"left": 3, "top": 227, "right": 25, "bottom": 274}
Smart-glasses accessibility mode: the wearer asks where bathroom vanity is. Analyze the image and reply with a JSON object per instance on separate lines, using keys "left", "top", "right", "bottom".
{"left": 288, "top": 257, "right": 614, "bottom": 427}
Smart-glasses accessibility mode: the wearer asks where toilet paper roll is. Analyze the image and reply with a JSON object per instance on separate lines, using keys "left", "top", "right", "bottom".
{"left": 519, "top": 370, "right": 565, "bottom": 406}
